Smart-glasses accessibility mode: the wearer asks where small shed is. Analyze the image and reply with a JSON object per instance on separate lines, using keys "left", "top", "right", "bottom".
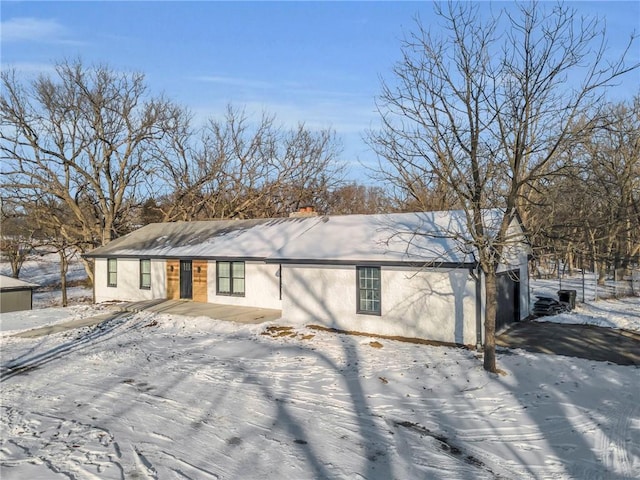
{"left": 0, "top": 275, "right": 38, "bottom": 313}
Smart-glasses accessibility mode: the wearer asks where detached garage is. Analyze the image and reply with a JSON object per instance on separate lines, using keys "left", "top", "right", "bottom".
{"left": 0, "top": 275, "right": 38, "bottom": 313}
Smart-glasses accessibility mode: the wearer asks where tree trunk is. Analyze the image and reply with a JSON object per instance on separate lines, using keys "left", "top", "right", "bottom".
{"left": 10, "top": 257, "right": 21, "bottom": 278}
{"left": 598, "top": 262, "right": 607, "bottom": 286}
{"left": 59, "top": 250, "right": 68, "bottom": 307}
{"left": 566, "top": 247, "right": 574, "bottom": 276}
{"left": 102, "top": 217, "right": 113, "bottom": 246}
{"left": 483, "top": 270, "right": 498, "bottom": 373}
{"left": 81, "top": 256, "right": 95, "bottom": 288}
{"left": 7, "top": 248, "right": 25, "bottom": 278}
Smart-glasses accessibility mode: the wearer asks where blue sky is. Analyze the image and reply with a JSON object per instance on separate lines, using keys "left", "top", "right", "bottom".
{"left": 2, "top": 1, "right": 639, "bottom": 180}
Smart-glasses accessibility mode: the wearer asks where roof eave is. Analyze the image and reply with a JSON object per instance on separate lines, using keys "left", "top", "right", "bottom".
{"left": 267, "top": 258, "right": 478, "bottom": 268}
{"left": 82, "top": 253, "right": 269, "bottom": 262}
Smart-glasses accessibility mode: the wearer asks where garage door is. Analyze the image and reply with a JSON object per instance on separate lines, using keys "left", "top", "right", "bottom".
{"left": 496, "top": 270, "right": 520, "bottom": 331}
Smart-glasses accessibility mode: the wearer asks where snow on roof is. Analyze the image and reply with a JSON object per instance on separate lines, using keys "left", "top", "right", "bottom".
{"left": 85, "top": 217, "right": 322, "bottom": 259}
{"left": 268, "top": 210, "right": 491, "bottom": 265}
{"left": 85, "top": 209, "right": 512, "bottom": 265}
{"left": 0, "top": 274, "right": 39, "bottom": 290}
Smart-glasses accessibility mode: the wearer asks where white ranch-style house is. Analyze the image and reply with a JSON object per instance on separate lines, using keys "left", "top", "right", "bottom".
{"left": 85, "top": 209, "right": 531, "bottom": 346}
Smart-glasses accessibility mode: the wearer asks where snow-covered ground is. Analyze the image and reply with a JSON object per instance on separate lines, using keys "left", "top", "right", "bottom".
{"left": 1, "top": 300, "right": 639, "bottom": 479}
{"left": 1, "top": 256, "right": 639, "bottom": 478}
{"left": 533, "top": 297, "right": 640, "bottom": 332}
{"left": 531, "top": 276, "right": 640, "bottom": 332}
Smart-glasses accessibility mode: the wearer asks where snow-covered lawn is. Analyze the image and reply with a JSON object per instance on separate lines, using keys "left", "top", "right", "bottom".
{"left": 533, "top": 297, "right": 640, "bottom": 332}
{"left": 1, "top": 303, "right": 639, "bottom": 479}
{"left": 2, "top": 255, "right": 639, "bottom": 478}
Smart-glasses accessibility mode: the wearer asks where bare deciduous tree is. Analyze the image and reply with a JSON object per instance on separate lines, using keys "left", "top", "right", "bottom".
{"left": 369, "top": 2, "right": 637, "bottom": 372}
{"left": 154, "top": 106, "right": 345, "bottom": 221}
{"left": 0, "top": 199, "right": 35, "bottom": 278}
{"left": 528, "top": 96, "right": 640, "bottom": 283}
{"left": 581, "top": 97, "right": 640, "bottom": 278}
{"left": 1, "top": 59, "right": 184, "bottom": 283}
{"left": 325, "top": 183, "right": 395, "bottom": 215}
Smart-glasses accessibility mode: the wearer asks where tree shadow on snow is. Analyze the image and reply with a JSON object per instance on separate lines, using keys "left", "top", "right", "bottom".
{"left": 1, "top": 311, "right": 134, "bottom": 383}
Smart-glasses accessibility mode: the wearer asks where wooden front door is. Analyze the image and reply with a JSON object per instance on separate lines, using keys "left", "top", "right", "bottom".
{"left": 180, "top": 260, "right": 193, "bottom": 299}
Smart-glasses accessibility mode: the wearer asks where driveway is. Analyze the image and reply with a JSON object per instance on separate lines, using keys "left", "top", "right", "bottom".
{"left": 497, "top": 321, "right": 640, "bottom": 366}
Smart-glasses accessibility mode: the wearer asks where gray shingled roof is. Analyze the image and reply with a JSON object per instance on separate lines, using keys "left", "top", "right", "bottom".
{"left": 84, "top": 217, "right": 321, "bottom": 259}
{"left": 268, "top": 210, "right": 493, "bottom": 265}
{"left": 85, "top": 209, "right": 514, "bottom": 266}
{"left": 0, "top": 275, "right": 39, "bottom": 290}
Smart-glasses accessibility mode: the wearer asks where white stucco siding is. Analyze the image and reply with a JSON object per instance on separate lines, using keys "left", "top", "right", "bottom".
{"left": 282, "top": 265, "right": 355, "bottom": 324}
{"left": 282, "top": 264, "right": 479, "bottom": 345}
{"left": 383, "top": 267, "right": 478, "bottom": 344}
{"left": 208, "top": 261, "right": 282, "bottom": 309}
{"left": 149, "top": 260, "right": 167, "bottom": 300}
{"left": 94, "top": 258, "right": 166, "bottom": 303}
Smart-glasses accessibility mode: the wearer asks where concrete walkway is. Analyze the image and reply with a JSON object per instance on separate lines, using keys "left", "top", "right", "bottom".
{"left": 497, "top": 321, "right": 640, "bottom": 366}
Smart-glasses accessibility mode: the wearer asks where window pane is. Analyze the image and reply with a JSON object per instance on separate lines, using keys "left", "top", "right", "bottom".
{"left": 218, "top": 262, "right": 230, "bottom": 277}
{"left": 218, "top": 278, "right": 230, "bottom": 293}
{"left": 140, "top": 260, "right": 151, "bottom": 289}
{"left": 233, "top": 278, "right": 245, "bottom": 294}
{"left": 232, "top": 262, "right": 245, "bottom": 278}
{"left": 108, "top": 259, "right": 117, "bottom": 286}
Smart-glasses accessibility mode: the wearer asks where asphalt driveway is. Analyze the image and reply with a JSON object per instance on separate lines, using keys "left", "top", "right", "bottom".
{"left": 497, "top": 321, "right": 640, "bottom": 366}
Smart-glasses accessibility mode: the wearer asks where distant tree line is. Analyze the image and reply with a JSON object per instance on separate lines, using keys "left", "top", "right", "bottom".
{"left": 525, "top": 98, "right": 640, "bottom": 285}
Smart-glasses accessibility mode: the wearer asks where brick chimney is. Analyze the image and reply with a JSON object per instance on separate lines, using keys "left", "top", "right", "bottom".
{"left": 289, "top": 205, "right": 319, "bottom": 218}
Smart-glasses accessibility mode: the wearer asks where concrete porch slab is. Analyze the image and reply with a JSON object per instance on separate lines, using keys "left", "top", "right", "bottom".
{"left": 118, "top": 299, "right": 282, "bottom": 324}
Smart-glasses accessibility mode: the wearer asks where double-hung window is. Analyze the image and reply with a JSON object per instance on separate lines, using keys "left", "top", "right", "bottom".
{"left": 217, "top": 261, "right": 245, "bottom": 296}
{"left": 357, "top": 266, "right": 381, "bottom": 315}
{"left": 140, "top": 259, "right": 151, "bottom": 289}
{"left": 107, "top": 258, "right": 117, "bottom": 287}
